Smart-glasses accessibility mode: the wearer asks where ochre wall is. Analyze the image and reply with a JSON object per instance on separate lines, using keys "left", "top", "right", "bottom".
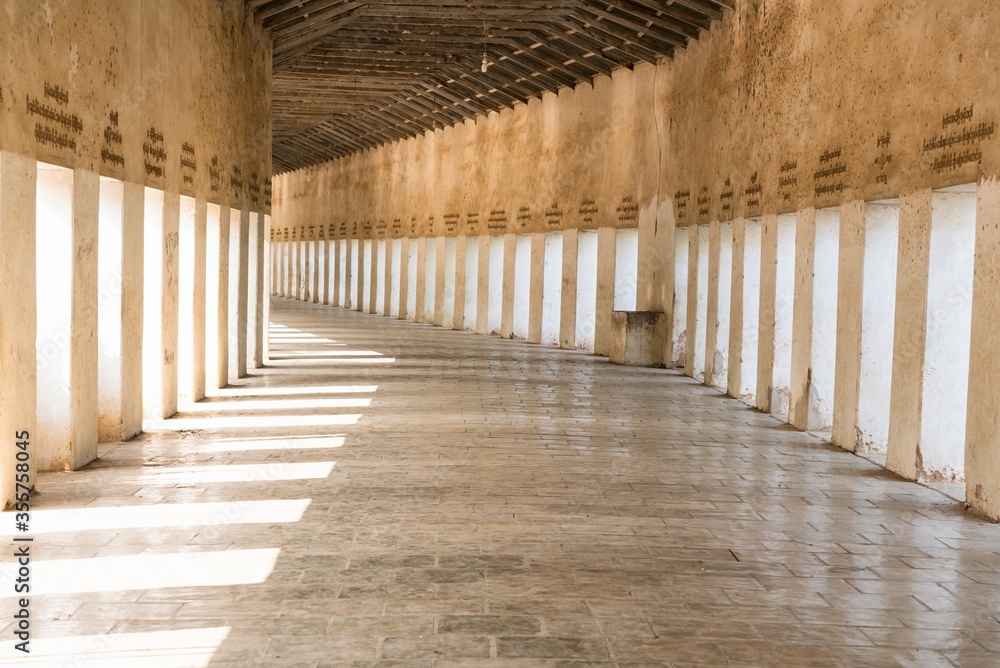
{"left": 273, "top": 0, "right": 997, "bottom": 239}
{"left": 0, "top": 0, "right": 272, "bottom": 211}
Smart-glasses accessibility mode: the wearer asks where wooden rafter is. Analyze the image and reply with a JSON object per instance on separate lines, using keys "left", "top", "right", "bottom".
{"left": 250, "top": 0, "right": 731, "bottom": 173}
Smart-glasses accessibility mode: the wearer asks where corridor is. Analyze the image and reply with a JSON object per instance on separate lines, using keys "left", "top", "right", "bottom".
{"left": 3, "top": 298, "right": 1000, "bottom": 666}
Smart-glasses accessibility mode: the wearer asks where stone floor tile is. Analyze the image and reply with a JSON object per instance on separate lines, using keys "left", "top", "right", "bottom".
{"left": 6, "top": 298, "right": 1000, "bottom": 665}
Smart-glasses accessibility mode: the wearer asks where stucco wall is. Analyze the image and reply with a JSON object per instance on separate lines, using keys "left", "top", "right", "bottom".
{"left": 0, "top": 0, "right": 272, "bottom": 210}
{"left": 273, "top": 0, "right": 997, "bottom": 239}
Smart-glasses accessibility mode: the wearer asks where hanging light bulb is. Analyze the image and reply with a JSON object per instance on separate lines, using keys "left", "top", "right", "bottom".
{"left": 481, "top": 52, "right": 490, "bottom": 73}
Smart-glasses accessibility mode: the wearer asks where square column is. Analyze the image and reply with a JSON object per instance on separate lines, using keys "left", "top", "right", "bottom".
{"left": 313, "top": 234, "right": 322, "bottom": 303}
{"left": 788, "top": 208, "right": 839, "bottom": 431}
{"left": 415, "top": 237, "right": 426, "bottom": 321}
{"left": 332, "top": 239, "right": 342, "bottom": 307}
{"left": 727, "top": 218, "right": 746, "bottom": 397}
{"left": 161, "top": 193, "right": 181, "bottom": 417}
{"left": 236, "top": 208, "right": 250, "bottom": 380}
{"left": 831, "top": 201, "right": 866, "bottom": 449}
{"left": 886, "top": 190, "right": 932, "bottom": 479}
{"left": 705, "top": 221, "right": 721, "bottom": 385}
{"left": 594, "top": 227, "right": 616, "bottom": 356}
{"left": 355, "top": 238, "right": 366, "bottom": 312}
{"left": 0, "top": 153, "right": 36, "bottom": 507}
{"left": 476, "top": 235, "right": 490, "bottom": 334}
{"left": 454, "top": 236, "right": 467, "bottom": 330}
{"left": 227, "top": 209, "right": 241, "bottom": 385}
{"left": 500, "top": 234, "right": 516, "bottom": 337}
{"left": 398, "top": 238, "right": 410, "bottom": 320}
{"left": 216, "top": 204, "right": 230, "bottom": 390}
{"left": 756, "top": 214, "right": 777, "bottom": 411}
{"left": 560, "top": 229, "right": 578, "bottom": 350}
{"left": 254, "top": 212, "right": 266, "bottom": 368}
{"left": 383, "top": 239, "right": 392, "bottom": 316}
{"left": 370, "top": 239, "right": 380, "bottom": 314}
{"left": 528, "top": 233, "right": 545, "bottom": 344}
{"left": 434, "top": 236, "right": 446, "bottom": 325}
{"left": 322, "top": 239, "right": 332, "bottom": 304}
{"left": 121, "top": 182, "right": 145, "bottom": 436}
{"left": 344, "top": 237, "right": 354, "bottom": 309}
{"left": 37, "top": 167, "right": 100, "bottom": 469}
{"left": 262, "top": 215, "right": 271, "bottom": 365}
{"left": 670, "top": 227, "right": 689, "bottom": 368}
{"left": 192, "top": 199, "right": 207, "bottom": 399}
{"left": 967, "top": 178, "right": 1000, "bottom": 518}
{"left": 855, "top": 202, "right": 900, "bottom": 454}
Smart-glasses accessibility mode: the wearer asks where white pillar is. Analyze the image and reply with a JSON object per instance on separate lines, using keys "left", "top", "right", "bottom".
{"left": 228, "top": 208, "right": 241, "bottom": 384}
{"left": 832, "top": 201, "right": 866, "bottom": 450}
{"left": 528, "top": 233, "right": 545, "bottom": 344}
{"left": 192, "top": 199, "right": 207, "bottom": 398}
{"left": 398, "top": 238, "right": 410, "bottom": 320}
{"left": 97, "top": 178, "right": 127, "bottom": 440}
{"left": 501, "top": 234, "right": 516, "bottom": 337}
{"left": 594, "top": 227, "right": 616, "bottom": 356}
{"left": 390, "top": 239, "right": 401, "bottom": 318}
{"left": 576, "top": 231, "right": 598, "bottom": 353}
{"left": 856, "top": 202, "right": 899, "bottom": 454}
{"left": 415, "top": 237, "right": 426, "bottom": 321}
{"left": 205, "top": 204, "right": 221, "bottom": 392}
{"left": 513, "top": 234, "right": 531, "bottom": 340}
{"left": 790, "top": 208, "right": 839, "bottom": 431}
{"left": 967, "top": 178, "right": 1000, "bottom": 518}
{"left": 560, "top": 229, "right": 578, "bottom": 350}
{"left": 453, "top": 236, "right": 467, "bottom": 330}
{"left": 0, "top": 152, "right": 36, "bottom": 507}
{"left": 671, "top": 227, "right": 689, "bottom": 368}
{"left": 435, "top": 236, "right": 447, "bottom": 325}
{"left": 143, "top": 188, "right": 165, "bottom": 418}
{"left": 216, "top": 204, "right": 230, "bottom": 390}
{"left": 476, "top": 235, "right": 490, "bottom": 334}
{"left": 382, "top": 238, "right": 392, "bottom": 316}
{"left": 727, "top": 218, "right": 746, "bottom": 398}
{"left": 542, "top": 232, "right": 563, "bottom": 347}
{"left": 887, "top": 190, "right": 932, "bottom": 480}
{"left": 708, "top": 222, "right": 732, "bottom": 390}
{"left": 918, "top": 188, "right": 975, "bottom": 481}
{"left": 177, "top": 197, "right": 196, "bottom": 404}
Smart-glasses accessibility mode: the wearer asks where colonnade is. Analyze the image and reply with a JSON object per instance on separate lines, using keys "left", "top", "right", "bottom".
{"left": 681, "top": 183, "right": 1000, "bottom": 517}
{"left": 270, "top": 228, "right": 639, "bottom": 355}
{"left": 0, "top": 152, "right": 270, "bottom": 506}
{"left": 273, "top": 180, "right": 1000, "bottom": 518}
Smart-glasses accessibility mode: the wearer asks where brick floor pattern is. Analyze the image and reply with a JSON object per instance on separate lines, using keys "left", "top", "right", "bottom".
{"left": 9, "top": 297, "right": 1000, "bottom": 667}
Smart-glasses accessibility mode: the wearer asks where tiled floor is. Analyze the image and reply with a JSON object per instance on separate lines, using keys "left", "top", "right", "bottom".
{"left": 4, "top": 297, "right": 1000, "bottom": 667}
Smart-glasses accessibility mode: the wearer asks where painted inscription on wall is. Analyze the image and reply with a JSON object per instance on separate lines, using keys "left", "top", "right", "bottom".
{"left": 100, "top": 111, "right": 124, "bottom": 170}
{"left": 696, "top": 189, "right": 710, "bottom": 218}
{"left": 545, "top": 204, "right": 562, "bottom": 227}
{"left": 143, "top": 126, "right": 166, "bottom": 179}
{"left": 181, "top": 142, "right": 197, "bottom": 188}
{"left": 778, "top": 160, "right": 797, "bottom": 202}
{"left": 618, "top": 195, "right": 639, "bottom": 223}
{"left": 29, "top": 82, "right": 81, "bottom": 152}
{"left": 209, "top": 156, "right": 221, "bottom": 194}
{"left": 443, "top": 212, "right": 461, "bottom": 233}
{"left": 516, "top": 206, "right": 532, "bottom": 230}
{"left": 488, "top": 209, "right": 507, "bottom": 232}
{"left": 466, "top": 211, "right": 479, "bottom": 233}
{"left": 720, "top": 179, "right": 733, "bottom": 218}
{"left": 814, "top": 147, "right": 847, "bottom": 197}
{"left": 579, "top": 199, "right": 598, "bottom": 225}
{"left": 924, "top": 105, "right": 995, "bottom": 173}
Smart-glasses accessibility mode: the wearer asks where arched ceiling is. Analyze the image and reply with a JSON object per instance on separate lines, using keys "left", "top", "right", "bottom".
{"left": 247, "top": 1, "right": 732, "bottom": 174}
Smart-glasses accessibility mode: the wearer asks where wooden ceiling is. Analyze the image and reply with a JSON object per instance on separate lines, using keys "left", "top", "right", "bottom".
{"left": 248, "top": 1, "right": 732, "bottom": 174}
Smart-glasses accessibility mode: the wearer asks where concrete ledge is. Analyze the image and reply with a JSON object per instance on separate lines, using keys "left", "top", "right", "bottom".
{"left": 609, "top": 311, "right": 666, "bottom": 367}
